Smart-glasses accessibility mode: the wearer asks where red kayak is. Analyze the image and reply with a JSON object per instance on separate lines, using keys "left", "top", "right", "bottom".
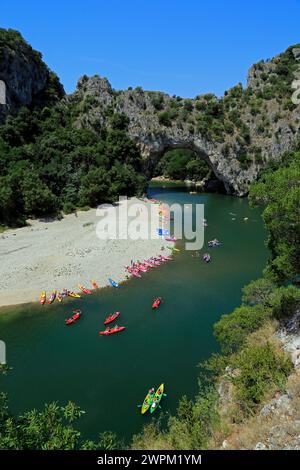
{"left": 104, "top": 311, "right": 121, "bottom": 325}
{"left": 152, "top": 297, "right": 162, "bottom": 310}
{"left": 99, "top": 325, "right": 126, "bottom": 336}
{"left": 65, "top": 310, "right": 82, "bottom": 325}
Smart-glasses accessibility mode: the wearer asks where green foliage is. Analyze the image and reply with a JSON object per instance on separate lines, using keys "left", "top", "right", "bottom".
{"left": 167, "top": 390, "right": 219, "bottom": 449}
{"left": 214, "top": 304, "right": 271, "bottom": 354}
{"left": 0, "top": 106, "right": 145, "bottom": 225}
{"left": 266, "top": 285, "right": 300, "bottom": 320}
{"left": 155, "top": 149, "right": 210, "bottom": 181}
{"left": 0, "top": 393, "right": 119, "bottom": 450}
{"left": 150, "top": 93, "right": 165, "bottom": 110}
{"left": 249, "top": 151, "right": 300, "bottom": 282}
{"left": 231, "top": 343, "right": 292, "bottom": 414}
{"left": 242, "top": 278, "right": 275, "bottom": 305}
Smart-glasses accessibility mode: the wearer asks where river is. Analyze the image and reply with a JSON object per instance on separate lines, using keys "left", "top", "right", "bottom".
{"left": 0, "top": 184, "right": 268, "bottom": 444}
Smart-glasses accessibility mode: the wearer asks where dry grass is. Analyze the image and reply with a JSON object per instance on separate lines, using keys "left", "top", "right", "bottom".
{"left": 246, "top": 319, "right": 279, "bottom": 348}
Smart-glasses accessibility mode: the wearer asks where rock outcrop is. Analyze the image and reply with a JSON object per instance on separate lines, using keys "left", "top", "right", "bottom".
{"left": 67, "top": 44, "right": 300, "bottom": 195}
{"left": 1, "top": 28, "right": 299, "bottom": 195}
{"left": 0, "top": 28, "right": 64, "bottom": 120}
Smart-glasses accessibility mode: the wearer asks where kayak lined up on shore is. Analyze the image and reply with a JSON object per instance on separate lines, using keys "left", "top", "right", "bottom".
{"left": 125, "top": 255, "right": 173, "bottom": 279}
{"left": 38, "top": 280, "right": 100, "bottom": 306}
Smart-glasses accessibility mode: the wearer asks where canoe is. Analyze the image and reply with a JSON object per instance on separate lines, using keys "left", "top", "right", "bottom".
{"left": 57, "top": 292, "right": 63, "bottom": 302}
{"left": 65, "top": 309, "right": 82, "bottom": 325}
{"left": 68, "top": 291, "right": 81, "bottom": 298}
{"left": 99, "top": 325, "right": 126, "bottom": 336}
{"left": 152, "top": 297, "right": 162, "bottom": 310}
{"left": 167, "top": 246, "right": 180, "bottom": 252}
{"left": 78, "top": 284, "right": 92, "bottom": 295}
{"left": 48, "top": 290, "right": 57, "bottom": 304}
{"left": 141, "top": 387, "right": 155, "bottom": 415}
{"left": 150, "top": 383, "right": 164, "bottom": 414}
{"left": 104, "top": 311, "right": 121, "bottom": 325}
{"left": 108, "top": 278, "right": 120, "bottom": 288}
{"left": 91, "top": 279, "right": 99, "bottom": 289}
{"left": 131, "top": 271, "right": 142, "bottom": 278}
{"left": 165, "top": 237, "right": 177, "bottom": 242}
{"left": 39, "top": 291, "right": 46, "bottom": 305}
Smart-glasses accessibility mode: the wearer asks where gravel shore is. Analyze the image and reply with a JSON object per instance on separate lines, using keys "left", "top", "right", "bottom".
{"left": 0, "top": 198, "right": 171, "bottom": 308}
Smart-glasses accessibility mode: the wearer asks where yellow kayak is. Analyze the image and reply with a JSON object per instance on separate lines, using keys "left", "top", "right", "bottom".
{"left": 150, "top": 383, "right": 164, "bottom": 414}
{"left": 39, "top": 291, "right": 46, "bottom": 305}
{"left": 141, "top": 387, "right": 155, "bottom": 415}
{"left": 68, "top": 291, "right": 81, "bottom": 299}
{"left": 167, "top": 246, "right": 180, "bottom": 252}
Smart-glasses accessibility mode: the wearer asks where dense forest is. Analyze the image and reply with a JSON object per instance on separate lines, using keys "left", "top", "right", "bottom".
{"left": 0, "top": 105, "right": 147, "bottom": 227}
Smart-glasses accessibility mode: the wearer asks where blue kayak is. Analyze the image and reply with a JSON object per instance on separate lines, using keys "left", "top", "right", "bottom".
{"left": 108, "top": 278, "right": 120, "bottom": 288}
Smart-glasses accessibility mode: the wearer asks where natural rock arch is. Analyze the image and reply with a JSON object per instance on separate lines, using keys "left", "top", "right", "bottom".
{"left": 70, "top": 71, "right": 300, "bottom": 196}
{"left": 130, "top": 132, "right": 241, "bottom": 194}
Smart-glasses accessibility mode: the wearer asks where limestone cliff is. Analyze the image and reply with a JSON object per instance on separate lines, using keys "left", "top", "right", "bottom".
{"left": 0, "top": 28, "right": 64, "bottom": 120}
{"left": 1, "top": 28, "right": 299, "bottom": 195}
{"left": 67, "top": 45, "right": 300, "bottom": 195}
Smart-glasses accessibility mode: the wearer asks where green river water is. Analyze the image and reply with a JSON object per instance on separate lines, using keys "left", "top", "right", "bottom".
{"left": 0, "top": 184, "right": 268, "bottom": 444}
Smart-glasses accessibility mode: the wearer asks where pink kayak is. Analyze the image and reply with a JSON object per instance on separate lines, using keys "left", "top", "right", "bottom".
{"left": 132, "top": 270, "right": 142, "bottom": 278}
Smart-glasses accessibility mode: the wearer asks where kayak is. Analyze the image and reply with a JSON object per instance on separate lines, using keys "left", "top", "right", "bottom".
{"left": 165, "top": 237, "right": 177, "bottom": 242}
{"left": 167, "top": 246, "right": 180, "bottom": 252}
{"left": 91, "top": 279, "right": 99, "bottom": 289}
{"left": 48, "top": 290, "right": 57, "bottom": 304}
{"left": 203, "top": 253, "right": 211, "bottom": 263}
{"left": 104, "top": 311, "right": 121, "bottom": 325}
{"left": 78, "top": 284, "right": 92, "bottom": 295}
{"left": 99, "top": 325, "right": 126, "bottom": 336}
{"left": 141, "top": 387, "right": 155, "bottom": 415}
{"left": 39, "top": 291, "right": 46, "bottom": 305}
{"left": 150, "top": 383, "right": 165, "bottom": 414}
{"left": 152, "top": 297, "right": 162, "bottom": 310}
{"left": 68, "top": 291, "right": 81, "bottom": 298}
{"left": 57, "top": 292, "right": 63, "bottom": 302}
{"left": 108, "top": 278, "right": 120, "bottom": 288}
{"left": 131, "top": 270, "right": 142, "bottom": 278}
{"left": 65, "top": 309, "right": 82, "bottom": 325}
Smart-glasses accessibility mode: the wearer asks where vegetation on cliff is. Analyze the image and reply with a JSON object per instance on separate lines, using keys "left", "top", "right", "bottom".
{"left": 0, "top": 104, "right": 146, "bottom": 226}
{"left": 132, "top": 147, "right": 300, "bottom": 450}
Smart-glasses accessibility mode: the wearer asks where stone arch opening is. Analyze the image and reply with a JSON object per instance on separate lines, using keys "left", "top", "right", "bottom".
{"left": 147, "top": 142, "right": 227, "bottom": 193}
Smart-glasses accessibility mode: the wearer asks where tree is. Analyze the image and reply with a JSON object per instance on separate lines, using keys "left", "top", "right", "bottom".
{"left": 78, "top": 167, "right": 111, "bottom": 207}
{"left": 249, "top": 153, "right": 300, "bottom": 283}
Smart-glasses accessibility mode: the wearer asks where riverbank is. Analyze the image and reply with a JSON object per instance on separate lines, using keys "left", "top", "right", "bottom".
{"left": 0, "top": 198, "right": 171, "bottom": 308}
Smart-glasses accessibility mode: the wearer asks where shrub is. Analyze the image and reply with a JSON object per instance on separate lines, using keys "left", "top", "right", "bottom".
{"left": 232, "top": 343, "right": 292, "bottom": 414}
{"left": 214, "top": 304, "right": 271, "bottom": 354}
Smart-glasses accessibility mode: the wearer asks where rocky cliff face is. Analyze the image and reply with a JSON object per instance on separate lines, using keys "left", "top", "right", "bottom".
{"left": 68, "top": 45, "right": 300, "bottom": 195}
{"left": 0, "top": 29, "right": 64, "bottom": 120}
{"left": 1, "top": 29, "right": 299, "bottom": 195}
{"left": 218, "top": 312, "right": 300, "bottom": 450}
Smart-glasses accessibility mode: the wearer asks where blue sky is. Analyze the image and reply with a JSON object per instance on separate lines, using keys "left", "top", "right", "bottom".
{"left": 1, "top": 0, "right": 300, "bottom": 97}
